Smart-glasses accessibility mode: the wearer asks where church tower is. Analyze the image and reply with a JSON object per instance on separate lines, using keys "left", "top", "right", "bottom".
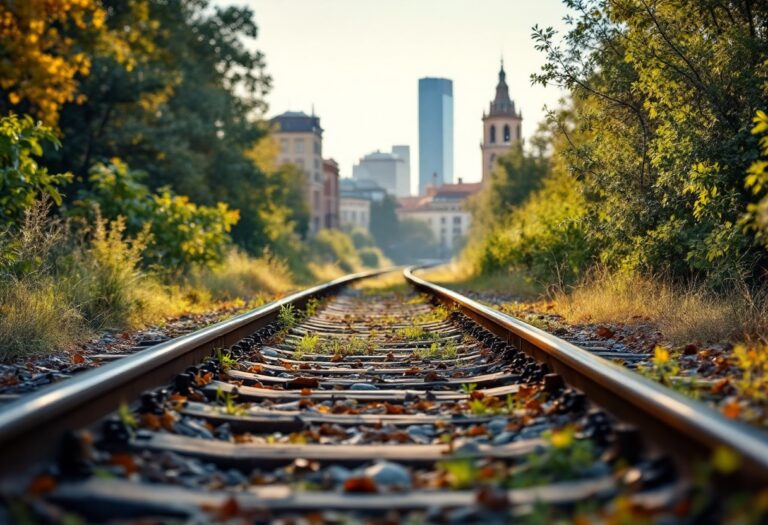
{"left": 481, "top": 61, "right": 522, "bottom": 183}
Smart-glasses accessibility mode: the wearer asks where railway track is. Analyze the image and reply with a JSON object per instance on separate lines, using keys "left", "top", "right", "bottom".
{"left": 1, "top": 268, "right": 767, "bottom": 523}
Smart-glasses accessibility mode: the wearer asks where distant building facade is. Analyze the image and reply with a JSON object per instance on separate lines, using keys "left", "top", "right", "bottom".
{"left": 392, "top": 145, "right": 411, "bottom": 196}
{"left": 270, "top": 111, "right": 325, "bottom": 235}
{"left": 418, "top": 77, "right": 453, "bottom": 195}
{"left": 481, "top": 62, "right": 522, "bottom": 183}
{"left": 397, "top": 180, "right": 482, "bottom": 255}
{"left": 352, "top": 146, "right": 411, "bottom": 197}
{"left": 340, "top": 197, "right": 371, "bottom": 231}
{"left": 322, "top": 159, "right": 340, "bottom": 229}
{"left": 340, "top": 178, "right": 387, "bottom": 203}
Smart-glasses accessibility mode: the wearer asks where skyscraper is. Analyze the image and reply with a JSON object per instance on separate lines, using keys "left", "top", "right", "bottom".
{"left": 418, "top": 78, "right": 453, "bottom": 195}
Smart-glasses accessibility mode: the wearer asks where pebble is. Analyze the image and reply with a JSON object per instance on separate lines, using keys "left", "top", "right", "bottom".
{"left": 362, "top": 461, "right": 411, "bottom": 491}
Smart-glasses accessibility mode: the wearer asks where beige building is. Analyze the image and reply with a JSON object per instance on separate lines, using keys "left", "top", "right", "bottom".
{"left": 271, "top": 111, "right": 325, "bottom": 235}
{"left": 397, "top": 181, "right": 482, "bottom": 254}
{"left": 340, "top": 197, "right": 371, "bottom": 232}
{"left": 481, "top": 61, "right": 523, "bottom": 183}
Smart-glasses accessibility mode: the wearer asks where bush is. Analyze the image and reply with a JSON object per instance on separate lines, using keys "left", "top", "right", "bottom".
{"left": 65, "top": 216, "right": 149, "bottom": 330}
{"left": 71, "top": 159, "right": 239, "bottom": 271}
{"left": 466, "top": 165, "right": 591, "bottom": 285}
{"left": 350, "top": 228, "right": 376, "bottom": 249}
{"left": 308, "top": 229, "right": 361, "bottom": 273}
{"left": 359, "top": 246, "right": 383, "bottom": 268}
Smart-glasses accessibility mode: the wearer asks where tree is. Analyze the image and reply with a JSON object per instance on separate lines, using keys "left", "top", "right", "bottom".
{"left": 531, "top": 0, "right": 768, "bottom": 281}
{"left": 41, "top": 0, "right": 303, "bottom": 255}
{"left": 0, "top": 0, "right": 107, "bottom": 125}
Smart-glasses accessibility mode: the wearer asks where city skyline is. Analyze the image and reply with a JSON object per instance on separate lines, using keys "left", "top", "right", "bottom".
{"left": 218, "top": 0, "right": 568, "bottom": 194}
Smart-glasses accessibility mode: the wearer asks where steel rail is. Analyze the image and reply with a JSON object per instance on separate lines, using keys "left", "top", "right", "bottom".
{"left": 0, "top": 268, "right": 393, "bottom": 479}
{"left": 404, "top": 266, "right": 768, "bottom": 487}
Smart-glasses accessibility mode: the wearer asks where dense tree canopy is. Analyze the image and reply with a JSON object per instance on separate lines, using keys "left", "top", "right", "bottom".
{"left": 0, "top": 0, "right": 307, "bottom": 258}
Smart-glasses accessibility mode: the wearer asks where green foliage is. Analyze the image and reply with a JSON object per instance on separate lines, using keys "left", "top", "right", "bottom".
{"left": 295, "top": 333, "right": 319, "bottom": 358}
{"left": 350, "top": 228, "right": 376, "bottom": 249}
{"left": 150, "top": 189, "right": 239, "bottom": 269}
{"left": 414, "top": 340, "right": 458, "bottom": 360}
{"left": 216, "top": 349, "right": 238, "bottom": 371}
{"left": 68, "top": 216, "right": 149, "bottom": 330}
{"left": 278, "top": 304, "right": 297, "bottom": 329}
{"left": 308, "top": 229, "right": 361, "bottom": 273}
{"left": 71, "top": 159, "right": 239, "bottom": 271}
{"left": 746, "top": 110, "right": 768, "bottom": 249}
{"left": 358, "top": 246, "right": 383, "bottom": 268}
{"left": 304, "top": 297, "right": 321, "bottom": 318}
{"left": 369, "top": 196, "right": 440, "bottom": 263}
{"left": 466, "top": 148, "right": 591, "bottom": 283}
{"left": 0, "top": 114, "right": 72, "bottom": 226}
{"left": 45, "top": 0, "right": 297, "bottom": 257}
{"left": 510, "top": 427, "right": 595, "bottom": 488}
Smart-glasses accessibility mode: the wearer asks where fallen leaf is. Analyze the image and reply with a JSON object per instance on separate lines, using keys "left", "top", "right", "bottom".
{"left": 72, "top": 353, "right": 86, "bottom": 364}
{"left": 711, "top": 378, "right": 730, "bottom": 395}
{"left": 722, "top": 400, "right": 741, "bottom": 419}
{"left": 27, "top": 474, "right": 57, "bottom": 495}
{"left": 287, "top": 376, "right": 320, "bottom": 389}
{"left": 142, "top": 413, "right": 161, "bottom": 430}
{"left": 475, "top": 487, "right": 508, "bottom": 510}
{"left": 300, "top": 388, "right": 312, "bottom": 396}
{"left": 194, "top": 371, "right": 213, "bottom": 386}
{"left": 596, "top": 326, "right": 615, "bottom": 338}
{"left": 109, "top": 453, "right": 138, "bottom": 475}
{"left": 343, "top": 477, "right": 378, "bottom": 493}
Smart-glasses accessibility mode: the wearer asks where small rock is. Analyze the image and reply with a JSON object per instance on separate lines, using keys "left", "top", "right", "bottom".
{"left": 362, "top": 461, "right": 411, "bottom": 491}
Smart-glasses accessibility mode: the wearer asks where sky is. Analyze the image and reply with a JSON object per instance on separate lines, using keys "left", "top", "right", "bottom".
{"left": 217, "top": 0, "right": 569, "bottom": 194}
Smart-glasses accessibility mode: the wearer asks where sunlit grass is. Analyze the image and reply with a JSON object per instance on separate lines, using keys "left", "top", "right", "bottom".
{"left": 418, "top": 262, "right": 540, "bottom": 297}
{"left": 555, "top": 268, "right": 768, "bottom": 344}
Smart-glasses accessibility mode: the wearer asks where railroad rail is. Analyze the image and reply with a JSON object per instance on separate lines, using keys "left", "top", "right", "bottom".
{"left": 0, "top": 267, "right": 766, "bottom": 523}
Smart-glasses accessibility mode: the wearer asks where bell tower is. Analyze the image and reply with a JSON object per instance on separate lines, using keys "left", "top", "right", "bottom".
{"left": 480, "top": 60, "right": 522, "bottom": 183}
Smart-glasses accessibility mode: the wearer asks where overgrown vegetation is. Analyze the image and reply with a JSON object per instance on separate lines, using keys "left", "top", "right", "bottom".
{"left": 461, "top": 0, "right": 768, "bottom": 343}
{"left": 0, "top": 2, "right": 388, "bottom": 359}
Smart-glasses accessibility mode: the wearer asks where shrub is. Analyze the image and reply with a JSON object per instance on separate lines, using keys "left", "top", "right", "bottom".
{"left": 0, "top": 113, "right": 72, "bottom": 226}
{"left": 358, "top": 246, "right": 383, "bottom": 268}
{"left": 466, "top": 166, "right": 591, "bottom": 285}
{"left": 71, "top": 159, "right": 239, "bottom": 271}
{"left": 350, "top": 228, "right": 376, "bottom": 249}
{"left": 66, "top": 216, "right": 149, "bottom": 330}
{"left": 308, "top": 229, "right": 361, "bottom": 273}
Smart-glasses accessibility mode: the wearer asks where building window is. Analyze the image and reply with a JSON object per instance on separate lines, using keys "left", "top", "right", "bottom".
{"left": 453, "top": 216, "right": 461, "bottom": 225}
{"left": 426, "top": 218, "right": 432, "bottom": 225}
{"left": 280, "top": 139, "right": 288, "bottom": 153}
{"left": 452, "top": 227, "right": 461, "bottom": 235}
{"left": 440, "top": 217, "right": 446, "bottom": 224}
{"left": 503, "top": 125, "right": 511, "bottom": 142}
{"left": 517, "top": 124, "right": 521, "bottom": 140}
{"left": 490, "top": 125, "right": 496, "bottom": 144}
{"left": 314, "top": 141, "right": 321, "bottom": 155}
{"left": 295, "top": 158, "right": 304, "bottom": 168}
{"left": 295, "top": 139, "right": 305, "bottom": 154}
{"left": 351, "top": 211, "right": 357, "bottom": 220}
{"left": 314, "top": 190, "right": 320, "bottom": 208}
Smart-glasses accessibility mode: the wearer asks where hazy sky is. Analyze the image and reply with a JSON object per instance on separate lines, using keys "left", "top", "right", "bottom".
{"left": 218, "top": 1, "right": 569, "bottom": 194}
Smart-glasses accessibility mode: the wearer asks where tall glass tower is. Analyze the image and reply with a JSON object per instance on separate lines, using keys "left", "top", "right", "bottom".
{"left": 418, "top": 78, "right": 453, "bottom": 195}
